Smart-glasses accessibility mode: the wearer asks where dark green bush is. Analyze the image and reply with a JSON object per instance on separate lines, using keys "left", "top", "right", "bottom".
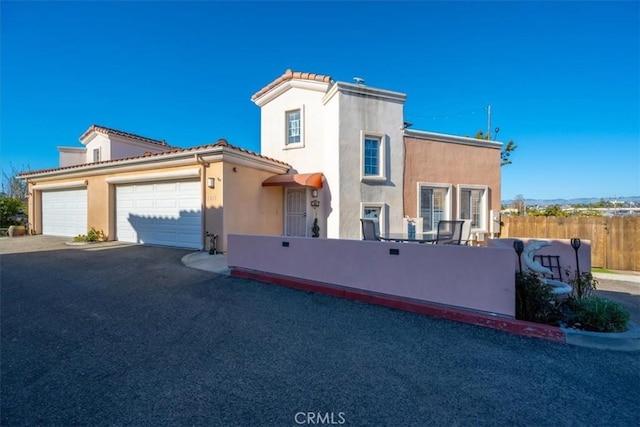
{"left": 515, "top": 272, "right": 561, "bottom": 325}
{"left": 0, "top": 197, "right": 24, "bottom": 227}
{"left": 564, "top": 296, "right": 630, "bottom": 332}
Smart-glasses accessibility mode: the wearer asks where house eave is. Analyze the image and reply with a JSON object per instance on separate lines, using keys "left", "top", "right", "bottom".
{"left": 323, "top": 81, "right": 407, "bottom": 105}
{"left": 57, "top": 146, "right": 87, "bottom": 153}
{"left": 252, "top": 79, "right": 331, "bottom": 107}
{"left": 404, "top": 129, "right": 503, "bottom": 149}
{"left": 21, "top": 146, "right": 290, "bottom": 182}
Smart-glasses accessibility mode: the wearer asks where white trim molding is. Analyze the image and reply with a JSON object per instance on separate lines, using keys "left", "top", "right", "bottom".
{"left": 253, "top": 79, "right": 331, "bottom": 107}
{"left": 456, "top": 184, "right": 489, "bottom": 233}
{"left": 416, "top": 181, "right": 453, "bottom": 231}
{"left": 57, "top": 146, "right": 87, "bottom": 153}
{"left": 283, "top": 105, "right": 305, "bottom": 149}
{"left": 405, "top": 129, "right": 503, "bottom": 149}
{"left": 360, "top": 202, "right": 387, "bottom": 236}
{"left": 323, "top": 82, "right": 407, "bottom": 105}
{"left": 32, "top": 180, "right": 88, "bottom": 190}
{"left": 360, "top": 130, "right": 386, "bottom": 182}
{"left": 106, "top": 168, "right": 201, "bottom": 184}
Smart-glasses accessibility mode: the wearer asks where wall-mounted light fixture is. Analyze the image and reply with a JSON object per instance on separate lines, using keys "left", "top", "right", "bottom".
{"left": 207, "top": 177, "right": 215, "bottom": 189}
{"left": 311, "top": 189, "right": 318, "bottom": 198}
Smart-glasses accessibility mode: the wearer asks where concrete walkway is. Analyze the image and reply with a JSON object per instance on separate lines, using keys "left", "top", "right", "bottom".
{"left": 181, "top": 251, "right": 230, "bottom": 275}
{"left": 593, "top": 271, "right": 640, "bottom": 284}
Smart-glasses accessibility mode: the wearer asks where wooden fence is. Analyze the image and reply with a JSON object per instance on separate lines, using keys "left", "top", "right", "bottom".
{"left": 500, "top": 216, "right": 640, "bottom": 271}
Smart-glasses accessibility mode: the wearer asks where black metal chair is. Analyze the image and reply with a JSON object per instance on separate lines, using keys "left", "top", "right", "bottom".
{"left": 434, "top": 220, "right": 464, "bottom": 245}
{"left": 360, "top": 218, "right": 380, "bottom": 241}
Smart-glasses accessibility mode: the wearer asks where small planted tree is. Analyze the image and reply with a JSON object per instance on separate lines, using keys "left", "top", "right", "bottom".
{"left": 0, "top": 197, "right": 24, "bottom": 228}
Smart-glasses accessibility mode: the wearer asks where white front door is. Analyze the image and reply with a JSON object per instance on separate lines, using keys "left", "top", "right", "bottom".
{"left": 115, "top": 180, "right": 202, "bottom": 249}
{"left": 285, "top": 188, "right": 307, "bottom": 237}
{"left": 42, "top": 188, "right": 88, "bottom": 237}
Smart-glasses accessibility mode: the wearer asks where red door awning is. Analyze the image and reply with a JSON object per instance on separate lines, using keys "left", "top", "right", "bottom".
{"left": 262, "top": 172, "right": 324, "bottom": 189}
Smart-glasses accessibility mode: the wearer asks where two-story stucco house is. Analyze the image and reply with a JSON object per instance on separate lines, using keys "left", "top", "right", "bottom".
{"left": 21, "top": 69, "right": 502, "bottom": 251}
{"left": 253, "top": 69, "right": 502, "bottom": 242}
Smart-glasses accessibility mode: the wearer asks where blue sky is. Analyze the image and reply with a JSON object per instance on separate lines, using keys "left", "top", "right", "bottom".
{"left": 1, "top": 1, "right": 638, "bottom": 201}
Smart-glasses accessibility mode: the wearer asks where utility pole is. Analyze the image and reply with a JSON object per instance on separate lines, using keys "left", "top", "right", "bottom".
{"left": 487, "top": 104, "right": 491, "bottom": 140}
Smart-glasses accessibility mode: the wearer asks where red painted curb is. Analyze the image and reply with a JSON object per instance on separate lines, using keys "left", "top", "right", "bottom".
{"left": 230, "top": 268, "right": 566, "bottom": 343}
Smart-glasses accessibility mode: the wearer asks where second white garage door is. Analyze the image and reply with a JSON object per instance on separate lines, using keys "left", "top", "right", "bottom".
{"left": 116, "top": 180, "right": 202, "bottom": 249}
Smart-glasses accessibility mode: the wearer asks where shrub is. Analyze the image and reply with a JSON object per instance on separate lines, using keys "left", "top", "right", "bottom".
{"left": 0, "top": 197, "right": 25, "bottom": 227}
{"left": 564, "top": 297, "right": 630, "bottom": 332}
{"left": 73, "top": 228, "right": 106, "bottom": 243}
{"left": 515, "top": 272, "right": 561, "bottom": 325}
{"left": 565, "top": 269, "right": 598, "bottom": 299}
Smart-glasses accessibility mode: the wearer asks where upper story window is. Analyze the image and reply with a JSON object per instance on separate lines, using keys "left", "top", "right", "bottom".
{"left": 93, "top": 148, "right": 101, "bottom": 162}
{"left": 286, "top": 109, "right": 301, "bottom": 145}
{"left": 458, "top": 185, "right": 488, "bottom": 231}
{"left": 364, "top": 137, "right": 380, "bottom": 175}
{"left": 361, "top": 131, "right": 386, "bottom": 181}
{"left": 418, "top": 183, "right": 452, "bottom": 232}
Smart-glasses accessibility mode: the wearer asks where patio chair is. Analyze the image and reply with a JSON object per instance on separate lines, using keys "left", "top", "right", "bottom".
{"left": 460, "top": 219, "right": 472, "bottom": 245}
{"left": 434, "top": 220, "right": 464, "bottom": 245}
{"left": 360, "top": 218, "right": 380, "bottom": 241}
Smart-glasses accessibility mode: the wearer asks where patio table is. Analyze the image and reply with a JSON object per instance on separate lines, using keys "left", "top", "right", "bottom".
{"left": 379, "top": 232, "right": 436, "bottom": 243}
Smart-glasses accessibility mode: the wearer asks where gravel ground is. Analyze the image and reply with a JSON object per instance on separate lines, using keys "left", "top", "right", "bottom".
{"left": 1, "top": 236, "right": 639, "bottom": 426}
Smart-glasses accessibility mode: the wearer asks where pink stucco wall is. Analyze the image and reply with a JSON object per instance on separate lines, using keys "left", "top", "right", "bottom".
{"left": 227, "top": 234, "right": 516, "bottom": 317}
{"left": 487, "top": 238, "right": 592, "bottom": 280}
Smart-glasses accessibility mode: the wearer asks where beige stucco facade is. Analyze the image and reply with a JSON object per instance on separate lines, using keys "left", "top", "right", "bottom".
{"left": 24, "top": 143, "right": 289, "bottom": 252}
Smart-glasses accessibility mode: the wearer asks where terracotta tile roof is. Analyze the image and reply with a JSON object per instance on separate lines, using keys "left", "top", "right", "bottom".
{"left": 251, "top": 69, "right": 333, "bottom": 101}
{"left": 80, "top": 124, "right": 173, "bottom": 147}
{"left": 20, "top": 139, "right": 289, "bottom": 177}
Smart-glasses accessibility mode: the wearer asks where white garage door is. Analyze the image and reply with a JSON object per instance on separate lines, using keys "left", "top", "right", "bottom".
{"left": 116, "top": 180, "right": 202, "bottom": 249}
{"left": 42, "top": 188, "right": 88, "bottom": 237}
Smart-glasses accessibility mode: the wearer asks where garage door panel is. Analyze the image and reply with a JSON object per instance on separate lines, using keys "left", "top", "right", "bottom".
{"left": 136, "top": 199, "right": 155, "bottom": 209}
{"left": 156, "top": 182, "right": 179, "bottom": 192}
{"left": 116, "top": 180, "right": 202, "bottom": 249}
{"left": 42, "top": 189, "right": 88, "bottom": 237}
{"left": 156, "top": 199, "right": 177, "bottom": 209}
{"left": 179, "top": 199, "right": 200, "bottom": 209}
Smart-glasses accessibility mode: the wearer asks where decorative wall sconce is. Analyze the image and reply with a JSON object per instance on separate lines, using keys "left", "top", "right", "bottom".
{"left": 310, "top": 200, "right": 320, "bottom": 208}
{"left": 311, "top": 189, "right": 318, "bottom": 198}
{"left": 207, "top": 178, "right": 215, "bottom": 189}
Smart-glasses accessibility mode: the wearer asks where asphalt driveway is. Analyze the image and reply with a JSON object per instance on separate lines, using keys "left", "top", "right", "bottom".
{"left": 1, "top": 236, "right": 639, "bottom": 426}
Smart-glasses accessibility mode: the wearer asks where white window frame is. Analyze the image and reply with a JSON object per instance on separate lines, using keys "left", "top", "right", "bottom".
{"left": 457, "top": 184, "right": 488, "bottom": 232}
{"left": 360, "top": 202, "right": 386, "bottom": 238}
{"left": 417, "top": 182, "right": 452, "bottom": 232}
{"left": 93, "top": 148, "right": 101, "bottom": 162}
{"left": 284, "top": 106, "right": 304, "bottom": 149}
{"left": 360, "top": 131, "right": 386, "bottom": 182}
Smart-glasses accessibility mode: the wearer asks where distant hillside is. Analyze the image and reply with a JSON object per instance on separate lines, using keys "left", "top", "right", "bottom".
{"left": 501, "top": 196, "right": 640, "bottom": 206}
